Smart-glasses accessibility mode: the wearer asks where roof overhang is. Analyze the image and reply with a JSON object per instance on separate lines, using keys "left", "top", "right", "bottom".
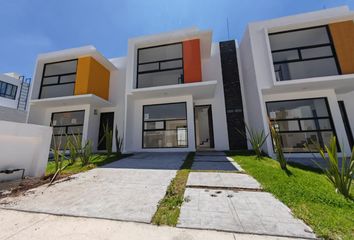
{"left": 129, "top": 28, "right": 212, "bottom": 59}
{"left": 262, "top": 74, "right": 354, "bottom": 95}
{"left": 30, "top": 94, "right": 113, "bottom": 108}
{"left": 36, "top": 45, "right": 118, "bottom": 71}
{"left": 129, "top": 81, "right": 217, "bottom": 100}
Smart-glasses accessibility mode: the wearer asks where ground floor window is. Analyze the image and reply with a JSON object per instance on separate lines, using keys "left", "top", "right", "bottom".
{"left": 51, "top": 110, "right": 85, "bottom": 149}
{"left": 266, "top": 98, "right": 336, "bottom": 153}
{"left": 143, "top": 102, "right": 188, "bottom": 148}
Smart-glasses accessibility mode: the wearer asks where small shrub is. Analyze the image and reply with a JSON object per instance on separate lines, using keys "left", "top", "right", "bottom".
{"left": 79, "top": 140, "right": 93, "bottom": 166}
{"left": 269, "top": 121, "right": 287, "bottom": 170}
{"left": 50, "top": 133, "right": 70, "bottom": 184}
{"left": 238, "top": 124, "right": 268, "bottom": 159}
{"left": 67, "top": 134, "right": 81, "bottom": 165}
{"left": 115, "top": 125, "right": 123, "bottom": 157}
{"left": 313, "top": 136, "right": 353, "bottom": 199}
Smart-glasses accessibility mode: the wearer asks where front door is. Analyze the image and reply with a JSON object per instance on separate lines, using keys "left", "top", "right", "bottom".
{"left": 195, "top": 105, "right": 214, "bottom": 149}
{"left": 98, "top": 112, "right": 114, "bottom": 150}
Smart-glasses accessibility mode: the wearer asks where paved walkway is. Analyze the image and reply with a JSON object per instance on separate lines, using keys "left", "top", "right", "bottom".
{"left": 0, "top": 153, "right": 187, "bottom": 223}
{"left": 178, "top": 152, "right": 316, "bottom": 239}
{"left": 0, "top": 209, "right": 306, "bottom": 240}
{"left": 191, "top": 152, "right": 240, "bottom": 171}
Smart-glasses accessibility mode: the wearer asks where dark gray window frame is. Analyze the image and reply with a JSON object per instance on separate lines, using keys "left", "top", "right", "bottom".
{"left": 142, "top": 102, "right": 188, "bottom": 149}
{"left": 136, "top": 42, "right": 184, "bottom": 89}
{"left": 50, "top": 110, "right": 85, "bottom": 149}
{"left": 0, "top": 80, "right": 17, "bottom": 100}
{"left": 269, "top": 25, "right": 342, "bottom": 81}
{"left": 266, "top": 97, "right": 339, "bottom": 153}
{"left": 39, "top": 59, "right": 78, "bottom": 99}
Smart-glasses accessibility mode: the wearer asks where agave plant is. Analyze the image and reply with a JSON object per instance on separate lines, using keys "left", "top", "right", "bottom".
{"left": 314, "top": 136, "right": 353, "bottom": 199}
{"left": 98, "top": 123, "right": 113, "bottom": 156}
{"left": 79, "top": 140, "right": 93, "bottom": 166}
{"left": 50, "top": 132, "right": 70, "bottom": 185}
{"left": 269, "top": 121, "right": 287, "bottom": 170}
{"left": 237, "top": 124, "right": 268, "bottom": 159}
{"left": 66, "top": 134, "right": 81, "bottom": 165}
{"left": 115, "top": 125, "right": 123, "bottom": 157}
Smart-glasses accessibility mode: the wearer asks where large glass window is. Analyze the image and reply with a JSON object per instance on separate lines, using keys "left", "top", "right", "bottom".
{"left": 137, "top": 43, "right": 184, "bottom": 88}
{"left": 0, "top": 80, "right": 17, "bottom": 100}
{"left": 51, "top": 110, "right": 85, "bottom": 149}
{"left": 269, "top": 26, "right": 340, "bottom": 81}
{"left": 267, "top": 98, "right": 336, "bottom": 153}
{"left": 39, "top": 59, "right": 77, "bottom": 99}
{"left": 143, "top": 102, "right": 188, "bottom": 148}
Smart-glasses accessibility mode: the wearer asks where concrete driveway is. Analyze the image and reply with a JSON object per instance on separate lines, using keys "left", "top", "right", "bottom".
{"left": 0, "top": 152, "right": 187, "bottom": 223}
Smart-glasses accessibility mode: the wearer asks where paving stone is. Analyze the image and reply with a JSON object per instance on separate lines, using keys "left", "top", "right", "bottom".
{"left": 187, "top": 172, "right": 262, "bottom": 189}
{"left": 191, "top": 161, "right": 239, "bottom": 171}
{"left": 178, "top": 188, "right": 316, "bottom": 239}
{"left": 0, "top": 153, "right": 187, "bottom": 223}
{"left": 193, "top": 156, "right": 231, "bottom": 162}
{"left": 195, "top": 152, "right": 226, "bottom": 156}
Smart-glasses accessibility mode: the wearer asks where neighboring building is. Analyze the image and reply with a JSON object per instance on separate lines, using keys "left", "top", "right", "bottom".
{"left": 0, "top": 72, "right": 30, "bottom": 123}
{"left": 27, "top": 6, "right": 354, "bottom": 160}
{"left": 240, "top": 6, "right": 354, "bottom": 160}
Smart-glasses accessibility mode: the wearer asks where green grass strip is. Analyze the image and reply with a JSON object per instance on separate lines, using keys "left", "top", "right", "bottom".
{"left": 227, "top": 152, "right": 354, "bottom": 240}
{"left": 152, "top": 152, "right": 195, "bottom": 226}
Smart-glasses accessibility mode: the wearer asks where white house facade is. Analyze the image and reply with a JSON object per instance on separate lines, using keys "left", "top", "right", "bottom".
{"left": 26, "top": 6, "right": 354, "bottom": 163}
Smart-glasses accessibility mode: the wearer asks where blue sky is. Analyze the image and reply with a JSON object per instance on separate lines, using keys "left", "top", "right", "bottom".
{"left": 0, "top": 0, "right": 353, "bottom": 77}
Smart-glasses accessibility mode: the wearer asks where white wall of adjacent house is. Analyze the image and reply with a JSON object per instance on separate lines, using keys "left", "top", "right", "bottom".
{"left": 0, "top": 121, "right": 52, "bottom": 181}
{"left": 0, "top": 73, "right": 21, "bottom": 109}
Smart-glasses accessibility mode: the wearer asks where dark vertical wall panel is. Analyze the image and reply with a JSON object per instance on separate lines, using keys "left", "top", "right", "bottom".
{"left": 219, "top": 40, "right": 247, "bottom": 150}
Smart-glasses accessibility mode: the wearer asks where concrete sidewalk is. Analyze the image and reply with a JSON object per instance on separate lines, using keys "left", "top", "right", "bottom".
{"left": 1, "top": 209, "right": 304, "bottom": 240}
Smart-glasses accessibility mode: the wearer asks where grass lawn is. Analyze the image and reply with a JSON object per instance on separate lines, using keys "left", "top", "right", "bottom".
{"left": 46, "top": 153, "right": 128, "bottom": 176}
{"left": 227, "top": 152, "right": 354, "bottom": 240}
{"left": 152, "top": 152, "right": 195, "bottom": 226}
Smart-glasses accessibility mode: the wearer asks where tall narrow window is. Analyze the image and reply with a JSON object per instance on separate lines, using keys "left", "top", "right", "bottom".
{"left": 143, "top": 102, "right": 188, "bottom": 148}
{"left": 267, "top": 98, "right": 337, "bottom": 153}
{"left": 137, "top": 43, "right": 184, "bottom": 88}
{"left": 269, "top": 26, "right": 340, "bottom": 81}
{"left": 40, "top": 59, "right": 77, "bottom": 99}
{"left": 51, "top": 110, "right": 85, "bottom": 149}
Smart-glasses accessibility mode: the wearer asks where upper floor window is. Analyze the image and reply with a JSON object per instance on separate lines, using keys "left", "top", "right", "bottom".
{"left": 137, "top": 43, "right": 184, "bottom": 88}
{"left": 0, "top": 80, "right": 17, "bottom": 100}
{"left": 269, "top": 26, "right": 340, "bottom": 81}
{"left": 39, "top": 59, "right": 77, "bottom": 99}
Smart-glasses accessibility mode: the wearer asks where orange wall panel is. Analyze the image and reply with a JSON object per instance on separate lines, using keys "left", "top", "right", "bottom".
{"left": 74, "top": 56, "right": 110, "bottom": 100}
{"left": 329, "top": 21, "right": 354, "bottom": 74}
{"left": 183, "top": 39, "right": 202, "bottom": 83}
{"left": 75, "top": 57, "right": 91, "bottom": 95}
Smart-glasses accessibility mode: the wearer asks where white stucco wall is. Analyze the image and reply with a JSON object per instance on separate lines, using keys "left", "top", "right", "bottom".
{"left": 0, "top": 121, "right": 52, "bottom": 181}
{"left": 0, "top": 73, "right": 22, "bottom": 109}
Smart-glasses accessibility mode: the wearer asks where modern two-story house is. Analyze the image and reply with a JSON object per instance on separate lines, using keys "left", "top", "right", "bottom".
{"left": 240, "top": 6, "right": 354, "bottom": 160}
{"left": 27, "top": 28, "right": 246, "bottom": 153}
{"left": 0, "top": 72, "right": 30, "bottom": 123}
{"left": 27, "top": 6, "right": 354, "bottom": 161}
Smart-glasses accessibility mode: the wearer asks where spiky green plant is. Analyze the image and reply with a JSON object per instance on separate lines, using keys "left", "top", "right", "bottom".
{"left": 79, "top": 140, "right": 93, "bottom": 166}
{"left": 269, "top": 121, "right": 287, "bottom": 170}
{"left": 115, "top": 125, "right": 123, "bottom": 157}
{"left": 238, "top": 124, "right": 268, "bottom": 159}
{"left": 50, "top": 133, "right": 69, "bottom": 185}
{"left": 98, "top": 123, "right": 113, "bottom": 156}
{"left": 314, "top": 136, "right": 353, "bottom": 199}
{"left": 67, "top": 134, "right": 81, "bottom": 165}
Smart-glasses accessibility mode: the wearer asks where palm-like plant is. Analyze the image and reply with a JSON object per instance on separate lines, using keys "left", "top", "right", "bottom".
{"left": 314, "top": 136, "right": 353, "bottom": 199}
{"left": 115, "top": 125, "right": 123, "bottom": 157}
{"left": 238, "top": 124, "right": 268, "bottom": 159}
{"left": 98, "top": 123, "right": 113, "bottom": 156}
{"left": 269, "top": 121, "right": 287, "bottom": 170}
